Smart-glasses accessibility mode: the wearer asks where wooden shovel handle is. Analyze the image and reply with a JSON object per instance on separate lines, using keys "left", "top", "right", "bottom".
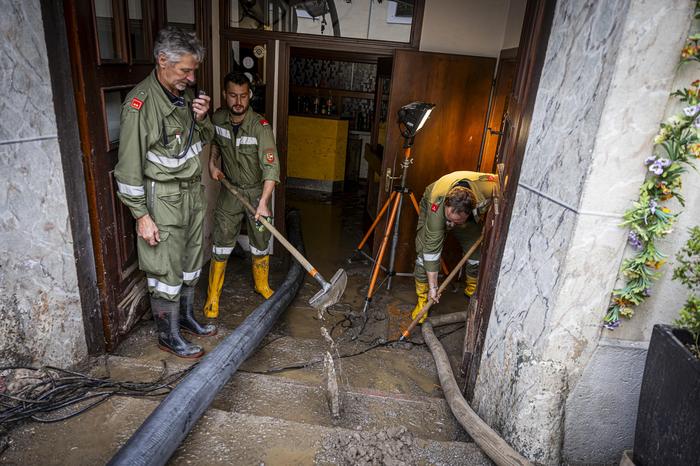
{"left": 220, "top": 179, "right": 322, "bottom": 280}
{"left": 401, "top": 235, "right": 483, "bottom": 340}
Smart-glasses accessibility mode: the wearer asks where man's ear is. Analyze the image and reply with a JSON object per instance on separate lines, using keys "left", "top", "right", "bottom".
{"left": 157, "top": 53, "right": 168, "bottom": 69}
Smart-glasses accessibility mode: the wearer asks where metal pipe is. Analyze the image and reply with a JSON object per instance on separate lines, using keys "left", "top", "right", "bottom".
{"left": 108, "top": 210, "right": 306, "bottom": 466}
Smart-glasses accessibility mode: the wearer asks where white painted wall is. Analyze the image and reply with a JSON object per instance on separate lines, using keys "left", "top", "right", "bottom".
{"left": 502, "top": 0, "right": 526, "bottom": 50}
{"left": 419, "top": 0, "right": 522, "bottom": 57}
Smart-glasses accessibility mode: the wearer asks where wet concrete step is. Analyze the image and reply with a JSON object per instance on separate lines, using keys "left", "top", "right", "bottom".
{"left": 113, "top": 324, "right": 458, "bottom": 399}
{"left": 102, "top": 355, "right": 468, "bottom": 443}
{"left": 0, "top": 397, "right": 491, "bottom": 466}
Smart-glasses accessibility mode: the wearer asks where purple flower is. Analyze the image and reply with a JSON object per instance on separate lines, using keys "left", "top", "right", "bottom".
{"left": 604, "top": 320, "right": 620, "bottom": 330}
{"left": 649, "top": 163, "right": 664, "bottom": 175}
{"left": 628, "top": 231, "right": 643, "bottom": 250}
{"left": 683, "top": 104, "right": 700, "bottom": 117}
{"left": 649, "top": 199, "right": 658, "bottom": 215}
{"left": 644, "top": 156, "right": 657, "bottom": 166}
{"left": 657, "top": 158, "right": 671, "bottom": 167}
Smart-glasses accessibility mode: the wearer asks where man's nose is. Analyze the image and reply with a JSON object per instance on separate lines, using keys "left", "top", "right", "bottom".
{"left": 186, "top": 71, "right": 196, "bottom": 82}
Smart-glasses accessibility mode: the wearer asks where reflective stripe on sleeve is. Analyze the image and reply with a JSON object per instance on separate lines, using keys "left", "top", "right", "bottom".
{"left": 182, "top": 269, "right": 201, "bottom": 281}
{"left": 415, "top": 257, "right": 424, "bottom": 266}
{"left": 147, "top": 278, "right": 182, "bottom": 296}
{"left": 116, "top": 181, "right": 145, "bottom": 196}
{"left": 236, "top": 136, "right": 258, "bottom": 147}
{"left": 146, "top": 141, "right": 203, "bottom": 168}
{"left": 215, "top": 126, "right": 231, "bottom": 139}
{"left": 213, "top": 245, "right": 234, "bottom": 256}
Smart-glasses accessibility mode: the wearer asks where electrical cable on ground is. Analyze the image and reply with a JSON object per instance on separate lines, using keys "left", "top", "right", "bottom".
{"left": 0, "top": 362, "right": 193, "bottom": 426}
{"left": 239, "top": 323, "right": 465, "bottom": 375}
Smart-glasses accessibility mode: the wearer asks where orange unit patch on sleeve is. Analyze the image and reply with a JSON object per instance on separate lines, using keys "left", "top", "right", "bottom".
{"left": 130, "top": 97, "right": 143, "bottom": 110}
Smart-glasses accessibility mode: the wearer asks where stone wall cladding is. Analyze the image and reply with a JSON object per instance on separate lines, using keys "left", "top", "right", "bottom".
{"left": 0, "top": 0, "right": 87, "bottom": 367}
{"left": 473, "top": 1, "right": 631, "bottom": 463}
{"left": 473, "top": 0, "right": 696, "bottom": 464}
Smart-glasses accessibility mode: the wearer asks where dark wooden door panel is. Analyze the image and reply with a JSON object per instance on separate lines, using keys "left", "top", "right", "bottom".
{"left": 374, "top": 49, "right": 496, "bottom": 273}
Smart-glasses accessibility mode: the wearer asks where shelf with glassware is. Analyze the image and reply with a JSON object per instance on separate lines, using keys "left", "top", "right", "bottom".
{"left": 289, "top": 86, "right": 375, "bottom": 132}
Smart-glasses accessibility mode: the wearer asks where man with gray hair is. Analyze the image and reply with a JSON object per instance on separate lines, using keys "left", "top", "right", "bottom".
{"left": 115, "top": 27, "right": 216, "bottom": 358}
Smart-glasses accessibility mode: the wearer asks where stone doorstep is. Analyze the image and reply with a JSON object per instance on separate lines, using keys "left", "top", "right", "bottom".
{"left": 101, "top": 355, "right": 469, "bottom": 443}
{"left": 0, "top": 397, "right": 490, "bottom": 466}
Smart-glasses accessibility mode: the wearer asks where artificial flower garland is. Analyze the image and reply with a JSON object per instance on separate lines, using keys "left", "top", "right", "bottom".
{"left": 604, "top": 28, "right": 700, "bottom": 329}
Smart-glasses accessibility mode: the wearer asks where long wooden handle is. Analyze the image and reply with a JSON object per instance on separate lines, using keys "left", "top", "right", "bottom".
{"left": 220, "top": 179, "right": 324, "bottom": 281}
{"left": 401, "top": 235, "right": 483, "bottom": 340}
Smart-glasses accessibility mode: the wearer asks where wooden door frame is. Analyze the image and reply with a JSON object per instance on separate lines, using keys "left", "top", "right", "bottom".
{"left": 461, "top": 0, "right": 557, "bottom": 400}
{"left": 41, "top": 0, "right": 105, "bottom": 354}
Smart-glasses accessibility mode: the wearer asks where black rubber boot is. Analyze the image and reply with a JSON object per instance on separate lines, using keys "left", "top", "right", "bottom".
{"left": 151, "top": 296, "right": 204, "bottom": 359}
{"left": 179, "top": 285, "right": 217, "bottom": 336}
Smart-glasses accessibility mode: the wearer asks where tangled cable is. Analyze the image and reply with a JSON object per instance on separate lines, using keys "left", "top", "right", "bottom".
{"left": 241, "top": 323, "right": 465, "bottom": 375}
{"left": 0, "top": 362, "right": 193, "bottom": 426}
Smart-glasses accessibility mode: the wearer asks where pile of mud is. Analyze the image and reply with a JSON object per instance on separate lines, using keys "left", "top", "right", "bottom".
{"left": 317, "top": 426, "right": 415, "bottom": 466}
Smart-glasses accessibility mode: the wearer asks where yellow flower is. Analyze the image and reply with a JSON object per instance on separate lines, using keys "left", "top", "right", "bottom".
{"left": 646, "top": 259, "right": 667, "bottom": 270}
{"left": 689, "top": 143, "right": 700, "bottom": 158}
{"left": 661, "top": 207, "right": 671, "bottom": 214}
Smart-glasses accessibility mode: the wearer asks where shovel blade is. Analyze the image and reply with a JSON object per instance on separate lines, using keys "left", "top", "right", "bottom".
{"left": 309, "top": 268, "right": 347, "bottom": 311}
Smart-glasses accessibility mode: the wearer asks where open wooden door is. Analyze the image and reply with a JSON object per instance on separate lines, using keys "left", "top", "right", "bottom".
{"left": 64, "top": 0, "right": 212, "bottom": 351}
{"left": 460, "top": 0, "right": 557, "bottom": 400}
{"left": 373, "top": 49, "right": 496, "bottom": 273}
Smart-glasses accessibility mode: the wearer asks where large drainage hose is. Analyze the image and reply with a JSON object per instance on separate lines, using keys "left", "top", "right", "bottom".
{"left": 108, "top": 210, "right": 306, "bottom": 466}
{"left": 423, "top": 314, "right": 533, "bottom": 466}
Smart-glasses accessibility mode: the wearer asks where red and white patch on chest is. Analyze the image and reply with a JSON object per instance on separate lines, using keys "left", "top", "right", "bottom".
{"left": 431, "top": 203, "right": 439, "bottom": 212}
{"left": 259, "top": 119, "right": 269, "bottom": 126}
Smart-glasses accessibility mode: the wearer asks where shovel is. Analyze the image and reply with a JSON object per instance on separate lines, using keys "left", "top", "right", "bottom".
{"left": 400, "top": 235, "right": 483, "bottom": 341}
{"left": 220, "top": 179, "right": 347, "bottom": 311}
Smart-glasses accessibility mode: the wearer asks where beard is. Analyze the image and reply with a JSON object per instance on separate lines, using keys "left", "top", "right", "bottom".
{"left": 230, "top": 105, "right": 247, "bottom": 116}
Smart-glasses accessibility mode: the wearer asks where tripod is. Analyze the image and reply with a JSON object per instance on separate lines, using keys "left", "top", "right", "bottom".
{"left": 355, "top": 137, "right": 449, "bottom": 316}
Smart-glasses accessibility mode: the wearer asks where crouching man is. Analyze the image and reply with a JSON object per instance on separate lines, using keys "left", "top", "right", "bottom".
{"left": 412, "top": 171, "right": 498, "bottom": 323}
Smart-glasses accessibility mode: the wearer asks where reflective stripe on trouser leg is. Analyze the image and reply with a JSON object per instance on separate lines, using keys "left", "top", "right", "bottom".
{"left": 247, "top": 209, "right": 272, "bottom": 256}
{"left": 182, "top": 183, "right": 205, "bottom": 287}
{"left": 466, "top": 258, "right": 480, "bottom": 277}
{"left": 413, "top": 255, "right": 427, "bottom": 282}
{"left": 212, "top": 187, "right": 247, "bottom": 261}
{"left": 142, "top": 226, "right": 185, "bottom": 301}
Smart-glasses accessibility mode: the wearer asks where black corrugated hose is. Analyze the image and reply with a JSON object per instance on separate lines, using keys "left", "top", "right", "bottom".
{"left": 108, "top": 209, "right": 306, "bottom": 466}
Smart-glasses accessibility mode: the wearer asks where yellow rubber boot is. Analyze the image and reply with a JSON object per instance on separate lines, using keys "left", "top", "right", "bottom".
{"left": 464, "top": 275, "right": 478, "bottom": 298}
{"left": 203, "top": 259, "right": 227, "bottom": 318}
{"left": 410, "top": 280, "right": 430, "bottom": 324}
{"left": 252, "top": 255, "right": 274, "bottom": 299}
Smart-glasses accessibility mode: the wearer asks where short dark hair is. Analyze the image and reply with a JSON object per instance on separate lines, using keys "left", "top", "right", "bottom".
{"left": 223, "top": 71, "right": 251, "bottom": 90}
{"left": 445, "top": 186, "right": 475, "bottom": 215}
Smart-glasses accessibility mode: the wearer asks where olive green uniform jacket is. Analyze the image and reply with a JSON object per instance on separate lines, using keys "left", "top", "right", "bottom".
{"left": 210, "top": 106, "right": 280, "bottom": 260}
{"left": 414, "top": 171, "right": 498, "bottom": 281}
{"left": 114, "top": 71, "right": 214, "bottom": 300}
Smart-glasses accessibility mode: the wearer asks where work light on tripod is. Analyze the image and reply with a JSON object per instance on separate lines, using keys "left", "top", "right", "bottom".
{"left": 352, "top": 101, "right": 441, "bottom": 326}
{"left": 398, "top": 101, "right": 435, "bottom": 139}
